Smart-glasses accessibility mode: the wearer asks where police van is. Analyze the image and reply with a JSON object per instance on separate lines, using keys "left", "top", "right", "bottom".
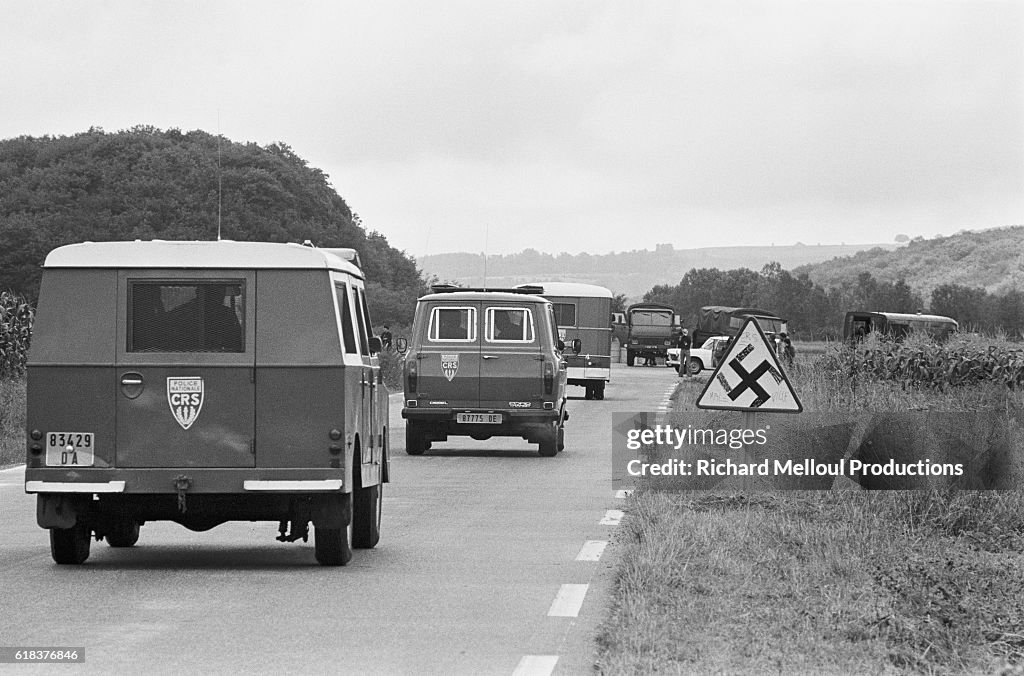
{"left": 401, "top": 286, "right": 568, "bottom": 456}
{"left": 520, "top": 282, "right": 612, "bottom": 400}
{"left": 25, "top": 241, "right": 388, "bottom": 566}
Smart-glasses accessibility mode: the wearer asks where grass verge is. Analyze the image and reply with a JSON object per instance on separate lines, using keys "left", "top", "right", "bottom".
{"left": 597, "top": 345, "right": 1024, "bottom": 674}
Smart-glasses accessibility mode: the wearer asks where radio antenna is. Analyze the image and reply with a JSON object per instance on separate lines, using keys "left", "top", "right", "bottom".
{"left": 216, "top": 111, "right": 223, "bottom": 241}
{"left": 482, "top": 224, "right": 489, "bottom": 287}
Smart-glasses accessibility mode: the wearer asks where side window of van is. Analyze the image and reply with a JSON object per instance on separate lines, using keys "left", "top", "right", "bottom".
{"left": 357, "top": 287, "right": 374, "bottom": 346}
{"left": 129, "top": 281, "right": 244, "bottom": 353}
{"left": 428, "top": 307, "right": 476, "bottom": 342}
{"left": 551, "top": 303, "right": 576, "bottom": 328}
{"left": 334, "top": 283, "right": 358, "bottom": 354}
{"left": 351, "top": 287, "right": 369, "bottom": 355}
{"left": 486, "top": 307, "right": 535, "bottom": 343}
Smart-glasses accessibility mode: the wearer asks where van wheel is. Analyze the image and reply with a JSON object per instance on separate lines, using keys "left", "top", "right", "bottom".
{"left": 557, "top": 423, "right": 565, "bottom": 453}
{"left": 315, "top": 521, "right": 353, "bottom": 566}
{"left": 689, "top": 358, "right": 703, "bottom": 376}
{"left": 105, "top": 520, "right": 140, "bottom": 547}
{"left": 595, "top": 383, "right": 605, "bottom": 400}
{"left": 626, "top": 351, "right": 635, "bottom": 366}
{"left": 584, "top": 384, "right": 594, "bottom": 400}
{"left": 352, "top": 478, "right": 381, "bottom": 549}
{"left": 405, "top": 423, "right": 427, "bottom": 455}
{"left": 538, "top": 423, "right": 559, "bottom": 457}
{"left": 50, "top": 522, "right": 91, "bottom": 565}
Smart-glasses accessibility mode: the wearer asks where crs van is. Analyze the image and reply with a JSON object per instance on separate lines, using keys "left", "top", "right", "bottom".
{"left": 401, "top": 286, "right": 568, "bottom": 456}
{"left": 25, "top": 241, "right": 388, "bottom": 566}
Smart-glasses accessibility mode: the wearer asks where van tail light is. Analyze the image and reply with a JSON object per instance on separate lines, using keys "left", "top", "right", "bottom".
{"left": 543, "top": 360, "right": 554, "bottom": 394}
{"left": 407, "top": 355, "right": 418, "bottom": 393}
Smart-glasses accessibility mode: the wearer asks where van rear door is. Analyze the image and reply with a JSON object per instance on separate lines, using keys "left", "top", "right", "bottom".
{"left": 115, "top": 272, "right": 256, "bottom": 468}
{"left": 479, "top": 304, "right": 543, "bottom": 407}
{"left": 415, "top": 302, "right": 482, "bottom": 407}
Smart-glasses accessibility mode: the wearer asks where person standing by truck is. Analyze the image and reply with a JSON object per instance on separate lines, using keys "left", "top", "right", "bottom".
{"left": 676, "top": 328, "right": 692, "bottom": 378}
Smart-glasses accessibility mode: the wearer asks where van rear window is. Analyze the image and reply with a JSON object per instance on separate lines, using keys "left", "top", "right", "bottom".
{"left": 428, "top": 307, "right": 476, "bottom": 342}
{"left": 486, "top": 307, "right": 535, "bottom": 343}
{"left": 129, "top": 281, "right": 244, "bottom": 352}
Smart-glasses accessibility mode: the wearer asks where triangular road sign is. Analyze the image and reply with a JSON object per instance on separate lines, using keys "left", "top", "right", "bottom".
{"left": 695, "top": 317, "right": 802, "bottom": 413}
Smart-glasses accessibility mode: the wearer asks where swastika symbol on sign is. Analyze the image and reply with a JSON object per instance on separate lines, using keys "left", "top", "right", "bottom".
{"left": 726, "top": 343, "right": 784, "bottom": 408}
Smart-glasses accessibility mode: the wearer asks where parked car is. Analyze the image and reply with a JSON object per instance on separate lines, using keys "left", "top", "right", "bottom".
{"left": 666, "top": 335, "right": 732, "bottom": 375}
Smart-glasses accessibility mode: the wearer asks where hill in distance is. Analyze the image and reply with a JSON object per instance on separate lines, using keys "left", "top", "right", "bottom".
{"left": 418, "top": 242, "right": 904, "bottom": 301}
{"left": 795, "top": 226, "right": 1024, "bottom": 302}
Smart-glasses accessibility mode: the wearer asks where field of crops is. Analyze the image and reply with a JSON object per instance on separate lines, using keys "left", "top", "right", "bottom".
{"left": 822, "top": 332, "right": 1024, "bottom": 390}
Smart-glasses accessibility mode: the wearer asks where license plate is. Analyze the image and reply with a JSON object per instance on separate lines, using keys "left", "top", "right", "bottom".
{"left": 456, "top": 413, "right": 502, "bottom": 424}
{"left": 45, "top": 432, "right": 95, "bottom": 467}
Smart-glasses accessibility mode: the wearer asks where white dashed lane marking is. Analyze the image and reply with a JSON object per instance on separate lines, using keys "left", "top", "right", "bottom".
{"left": 599, "top": 509, "right": 624, "bottom": 526}
{"left": 512, "top": 655, "right": 558, "bottom": 676}
{"left": 575, "top": 540, "right": 608, "bottom": 562}
{"left": 614, "top": 489, "right": 633, "bottom": 499}
{"left": 547, "top": 584, "right": 589, "bottom": 617}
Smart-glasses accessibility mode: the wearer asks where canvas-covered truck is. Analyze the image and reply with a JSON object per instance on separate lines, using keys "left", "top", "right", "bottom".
{"left": 25, "top": 241, "right": 389, "bottom": 566}
{"left": 520, "top": 282, "right": 612, "bottom": 400}
{"left": 692, "top": 306, "right": 787, "bottom": 347}
{"left": 625, "top": 302, "right": 680, "bottom": 366}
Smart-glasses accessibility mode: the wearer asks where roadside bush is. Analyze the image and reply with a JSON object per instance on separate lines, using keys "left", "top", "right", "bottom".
{"left": 0, "top": 291, "right": 34, "bottom": 378}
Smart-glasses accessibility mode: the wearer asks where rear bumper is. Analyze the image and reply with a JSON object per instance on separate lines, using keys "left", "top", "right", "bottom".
{"left": 24, "top": 467, "right": 348, "bottom": 494}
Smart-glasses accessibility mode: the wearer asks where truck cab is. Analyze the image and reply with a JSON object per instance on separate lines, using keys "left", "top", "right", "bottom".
{"left": 25, "top": 240, "right": 388, "bottom": 566}
{"left": 401, "top": 287, "right": 568, "bottom": 456}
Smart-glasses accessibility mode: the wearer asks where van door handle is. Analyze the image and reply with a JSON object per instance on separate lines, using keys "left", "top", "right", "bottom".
{"left": 482, "top": 355, "right": 499, "bottom": 360}
{"left": 121, "top": 376, "right": 143, "bottom": 386}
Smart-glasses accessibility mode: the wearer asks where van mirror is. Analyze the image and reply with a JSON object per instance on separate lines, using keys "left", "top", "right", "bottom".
{"left": 557, "top": 339, "right": 565, "bottom": 351}
{"left": 571, "top": 338, "right": 582, "bottom": 354}
{"left": 396, "top": 337, "right": 408, "bottom": 354}
{"left": 368, "top": 336, "right": 383, "bottom": 355}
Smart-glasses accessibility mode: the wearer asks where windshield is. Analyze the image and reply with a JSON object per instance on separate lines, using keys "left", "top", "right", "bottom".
{"left": 630, "top": 310, "right": 673, "bottom": 326}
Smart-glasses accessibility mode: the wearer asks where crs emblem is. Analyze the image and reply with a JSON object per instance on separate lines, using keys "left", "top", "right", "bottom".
{"left": 167, "top": 377, "right": 204, "bottom": 430}
{"left": 441, "top": 354, "right": 459, "bottom": 381}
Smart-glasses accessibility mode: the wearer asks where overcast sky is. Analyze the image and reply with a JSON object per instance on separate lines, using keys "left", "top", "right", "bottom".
{"left": 1, "top": 1, "right": 1021, "bottom": 256}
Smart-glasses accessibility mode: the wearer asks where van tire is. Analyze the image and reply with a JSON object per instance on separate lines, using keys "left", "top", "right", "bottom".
{"left": 595, "top": 383, "right": 605, "bottom": 400}
{"left": 584, "top": 384, "right": 594, "bottom": 400}
{"left": 688, "top": 357, "right": 703, "bottom": 376}
{"left": 315, "top": 521, "right": 353, "bottom": 566}
{"left": 405, "top": 423, "right": 427, "bottom": 455}
{"left": 538, "top": 423, "right": 559, "bottom": 457}
{"left": 352, "top": 476, "right": 381, "bottom": 549}
{"left": 105, "top": 520, "right": 140, "bottom": 547}
{"left": 50, "top": 522, "right": 91, "bottom": 565}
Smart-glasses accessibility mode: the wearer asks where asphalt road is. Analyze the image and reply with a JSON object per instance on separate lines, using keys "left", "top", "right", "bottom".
{"left": 0, "top": 362, "right": 680, "bottom": 675}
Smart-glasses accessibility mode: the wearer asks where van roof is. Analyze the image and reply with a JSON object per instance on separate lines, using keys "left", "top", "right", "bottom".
{"left": 42, "top": 240, "right": 363, "bottom": 276}
{"left": 518, "top": 282, "right": 613, "bottom": 299}
{"left": 419, "top": 290, "right": 549, "bottom": 304}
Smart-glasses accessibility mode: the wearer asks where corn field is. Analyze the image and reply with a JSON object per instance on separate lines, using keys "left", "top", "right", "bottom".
{"left": 0, "top": 291, "right": 33, "bottom": 378}
{"left": 820, "top": 333, "right": 1024, "bottom": 390}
